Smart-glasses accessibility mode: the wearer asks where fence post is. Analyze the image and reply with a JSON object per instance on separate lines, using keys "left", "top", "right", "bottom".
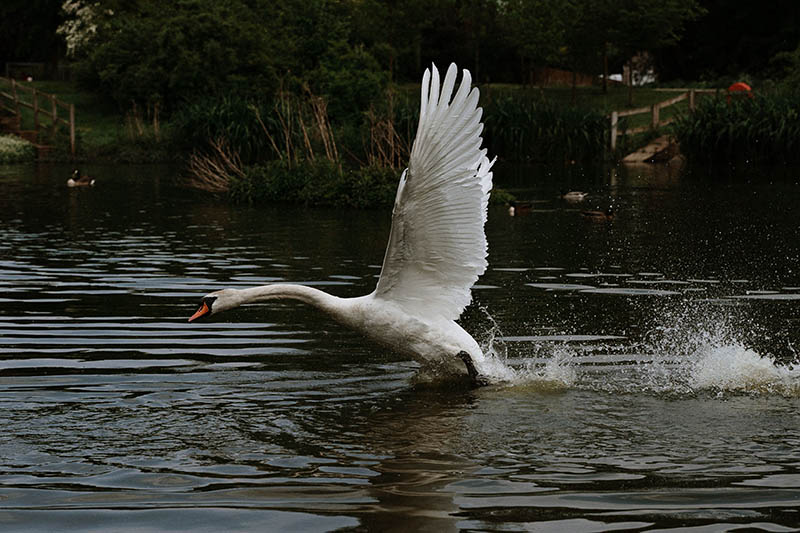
{"left": 33, "top": 87, "right": 40, "bottom": 132}
{"left": 688, "top": 89, "right": 696, "bottom": 111}
{"left": 69, "top": 103, "right": 75, "bottom": 155}
{"left": 50, "top": 95, "right": 58, "bottom": 137}
{"left": 610, "top": 111, "right": 618, "bottom": 151}
{"left": 11, "top": 79, "right": 20, "bottom": 116}
{"left": 651, "top": 103, "right": 659, "bottom": 129}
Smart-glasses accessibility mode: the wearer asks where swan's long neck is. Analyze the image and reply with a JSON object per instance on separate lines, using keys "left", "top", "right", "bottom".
{"left": 233, "top": 284, "right": 343, "bottom": 316}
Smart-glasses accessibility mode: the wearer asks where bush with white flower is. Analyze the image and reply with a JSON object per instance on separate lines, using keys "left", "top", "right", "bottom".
{"left": 0, "top": 135, "right": 36, "bottom": 163}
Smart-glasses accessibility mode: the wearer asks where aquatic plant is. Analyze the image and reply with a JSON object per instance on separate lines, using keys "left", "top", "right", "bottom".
{"left": 229, "top": 159, "right": 397, "bottom": 208}
{"left": 672, "top": 90, "right": 800, "bottom": 167}
{"left": 482, "top": 93, "right": 608, "bottom": 164}
{"left": 171, "top": 95, "right": 273, "bottom": 164}
{"left": 0, "top": 135, "right": 36, "bottom": 163}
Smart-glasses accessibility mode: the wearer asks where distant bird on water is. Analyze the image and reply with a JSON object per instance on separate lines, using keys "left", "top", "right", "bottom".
{"left": 67, "top": 169, "right": 95, "bottom": 187}
{"left": 189, "top": 64, "right": 500, "bottom": 386}
{"left": 508, "top": 200, "right": 533, "bottom": 216}
{"left": 581, "top": 207, "right": 614, "bottom": 221}
{"left": 561, "top": 190, "right": 587, "bottom": 202}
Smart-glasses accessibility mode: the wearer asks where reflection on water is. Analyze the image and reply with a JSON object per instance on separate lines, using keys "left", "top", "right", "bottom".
{"left": 0, "top": 162, "right": 799, "bottom": 531}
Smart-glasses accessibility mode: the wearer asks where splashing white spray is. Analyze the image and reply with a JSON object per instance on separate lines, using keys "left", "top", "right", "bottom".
{"left": 687, "top": 338, "right": 800, "bottom": 396}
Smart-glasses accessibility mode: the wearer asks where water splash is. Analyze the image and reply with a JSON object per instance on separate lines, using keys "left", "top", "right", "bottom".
{"left": 644, "top": 305, "right": 800, "bottom": 397}
{"left": 496, "top": 321, "right": 800, "bottom": 397}
{"left": 473, "top": 305, "right": 519, "bottom": 383}
{"left": 688, "top": 339, "right": 800, "bottom": 396}
{"left": 514, "top": 346, "right": 576, "bottom": 391}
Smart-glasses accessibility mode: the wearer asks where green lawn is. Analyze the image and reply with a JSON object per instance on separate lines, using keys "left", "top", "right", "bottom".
{"left": 30, "top": 79, "right": 124, "bottom": 148}
{"left": 3, "top": 79, "right": 167, "bottom": 160}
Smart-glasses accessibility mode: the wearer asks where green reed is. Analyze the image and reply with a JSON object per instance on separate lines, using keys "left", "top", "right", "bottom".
{"left": 482, "top": 93, "right": 608, "bottom": 164}
{"left": 672, "top": 90, "right": 800, "bottom": 167}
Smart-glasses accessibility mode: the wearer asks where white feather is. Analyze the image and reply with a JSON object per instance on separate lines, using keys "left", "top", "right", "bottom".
{"left": 374, "top": 63, "right": 494, "bottom": 321}
{"left": 193, "top": 63, "right": 503, "bottom": 382}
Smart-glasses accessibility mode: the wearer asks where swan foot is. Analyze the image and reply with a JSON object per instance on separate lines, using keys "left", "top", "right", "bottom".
{"left": 457, "top": 351, "right": 489, "bottom": 388}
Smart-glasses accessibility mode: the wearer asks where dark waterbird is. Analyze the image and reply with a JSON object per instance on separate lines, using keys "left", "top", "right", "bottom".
{"left": 67, "top": 169, "right": 95, "bottom": 187}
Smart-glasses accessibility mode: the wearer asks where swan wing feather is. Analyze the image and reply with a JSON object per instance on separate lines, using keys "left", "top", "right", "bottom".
{"left": 374, "top": 63, "right": 494, "bottom": 321}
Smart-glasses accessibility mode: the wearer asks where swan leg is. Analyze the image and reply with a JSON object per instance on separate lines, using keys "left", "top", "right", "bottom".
{"left": 457, "top": 351, "right": 489, "bottom": 388}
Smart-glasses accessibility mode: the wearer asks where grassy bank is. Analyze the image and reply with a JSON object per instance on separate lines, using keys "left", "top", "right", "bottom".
{"left": 672, "top": 90, "right": 800, "bottom": 167}
{"left": 17, "top": 80, "right": 174, "bottom": 162}
{"left": 13, "top": 79, "right": 777, "bottom": 205}
{"left": 22, "top": 80, "right": 699, "bottom": 164}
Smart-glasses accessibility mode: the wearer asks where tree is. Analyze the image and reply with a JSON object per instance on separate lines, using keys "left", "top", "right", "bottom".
{"left": 65, "top": 0, "right": 281, "bottom": 112}
{"left": 654, "top": 0, "right": 800, "bottom": 82}
{"left": 0, "top": 1, "right": 63, "bottom": 76}
{"left": 580, "top": 0, "right": 702, "bottom": 101}
{"left": 499, "top": 0, "right": 570, "bottom": 85}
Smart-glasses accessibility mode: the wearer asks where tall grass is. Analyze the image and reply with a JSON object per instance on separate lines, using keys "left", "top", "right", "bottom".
{"left": 672, "top": 91, "right": 800, "bottom": 167}
{"left": 171, "top": 95, "right": 272, "bottom": 163}
{"left": 482, "top": 93, "right": 608, "bottom": 163}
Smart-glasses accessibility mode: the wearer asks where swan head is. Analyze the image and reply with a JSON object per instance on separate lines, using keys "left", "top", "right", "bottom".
{"left": 188, "top": 289, "right": 241, "bottom": 322}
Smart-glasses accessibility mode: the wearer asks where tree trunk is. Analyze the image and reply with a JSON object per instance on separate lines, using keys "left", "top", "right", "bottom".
{"left": 602, "top": 42, "right": 609, "bottom": 93}
{"left": 571, "top": 70, "right": 577, "bottom": 105}
{"left": 627, "top": 60, "right": 633, "bottom": 107}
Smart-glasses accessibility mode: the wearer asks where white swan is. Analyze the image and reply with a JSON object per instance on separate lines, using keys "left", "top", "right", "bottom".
{"left": 189, "top": 63, "right": 496, "bottom": 384}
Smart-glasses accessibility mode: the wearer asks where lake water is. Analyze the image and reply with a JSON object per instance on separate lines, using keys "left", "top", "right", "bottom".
{"left": 1, "top": 162, "right": 799, "bottom": 532}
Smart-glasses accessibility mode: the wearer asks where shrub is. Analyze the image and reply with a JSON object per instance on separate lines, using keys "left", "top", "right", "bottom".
{"left": 483, "top": 94, "right": 608, "bottom": 163}
{"left": 229, "top": 158, "right": 514, "bottom": 208}
{"left": 672, "top": 90, "right": 800, "bottom": 167}
{"left": 171, "top": 95, "right": 272, "bottom": 163}
{"left": 0, "top": 135, "right": 36, "bottom": 163}
{"left": 230, "top": 159, "right": 397, "bottom": 208}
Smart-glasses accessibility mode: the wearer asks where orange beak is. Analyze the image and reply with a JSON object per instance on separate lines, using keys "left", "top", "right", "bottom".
{"left": 188, "top": 301, "right": 210, "bottom": 322}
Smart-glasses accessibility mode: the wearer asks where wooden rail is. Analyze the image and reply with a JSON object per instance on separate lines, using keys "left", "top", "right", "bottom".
{"left": 609, "top": 88, "right": 717, "bottom": 150}
{"left": 0, "top": 77, "right": 75, "bottom": 155}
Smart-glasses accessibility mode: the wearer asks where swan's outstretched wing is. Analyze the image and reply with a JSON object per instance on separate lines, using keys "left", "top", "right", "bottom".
{"left": 374, "top": 63, "right": 494, "bottom": 321}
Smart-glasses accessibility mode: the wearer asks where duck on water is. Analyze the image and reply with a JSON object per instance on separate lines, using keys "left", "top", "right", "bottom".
{"left": 67, "top": 169, "right": 95, "bottom": 187}
{"left": 189, "top": 64, "right": 502, "bottom": 387}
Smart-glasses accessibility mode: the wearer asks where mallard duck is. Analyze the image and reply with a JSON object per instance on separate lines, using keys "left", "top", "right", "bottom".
{"left": 508, "top": 200, "right": 533, "bottom": 216}
{"left": 561, "top": 190, "right": 587, "bottom": 202}
{"left": 581, "top": 207, "right": 614, "bottom": 221}
{"left": 67, "top": 169, "right": 95, "bottom": 187}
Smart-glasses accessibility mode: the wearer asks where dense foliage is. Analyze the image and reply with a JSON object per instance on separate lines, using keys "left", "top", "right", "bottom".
{"left": 5, "top": 0, "right": 800, "bottom": 200}
{"left": 50, "top": 0, "right": 710, "bottom": 117}
{"left": 484, "top": 94, "right": 609, "bottom": 163}
{"left": 655, "top": 0, "right": 800, "bottom": 83}
{"left": 231, "top": 160, "right": 399, "bottom": 208}
{"left": 672, "top": 91, "right": 800, "bottom": 167}
{"left": 0, "top": 134, "right": 36, "bottom": 163}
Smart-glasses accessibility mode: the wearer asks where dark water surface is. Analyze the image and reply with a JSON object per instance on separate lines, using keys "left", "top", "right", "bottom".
{"left": 1, "top": 162, "right": 799, "bottom": 532}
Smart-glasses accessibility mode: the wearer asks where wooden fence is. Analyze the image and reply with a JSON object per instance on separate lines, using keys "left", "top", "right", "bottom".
{"left": 610, "top": 88, "right": 717, "bottom": 150}
{"left": 0, "top": 77, "right": 75, "bottom": 155}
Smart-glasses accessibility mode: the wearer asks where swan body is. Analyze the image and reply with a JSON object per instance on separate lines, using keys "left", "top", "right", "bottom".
{"left": 68, "top": 169, "right": 95, "bottom": 187}
{"left": 190, "top": 64, "right": 495, "bottom": 383}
